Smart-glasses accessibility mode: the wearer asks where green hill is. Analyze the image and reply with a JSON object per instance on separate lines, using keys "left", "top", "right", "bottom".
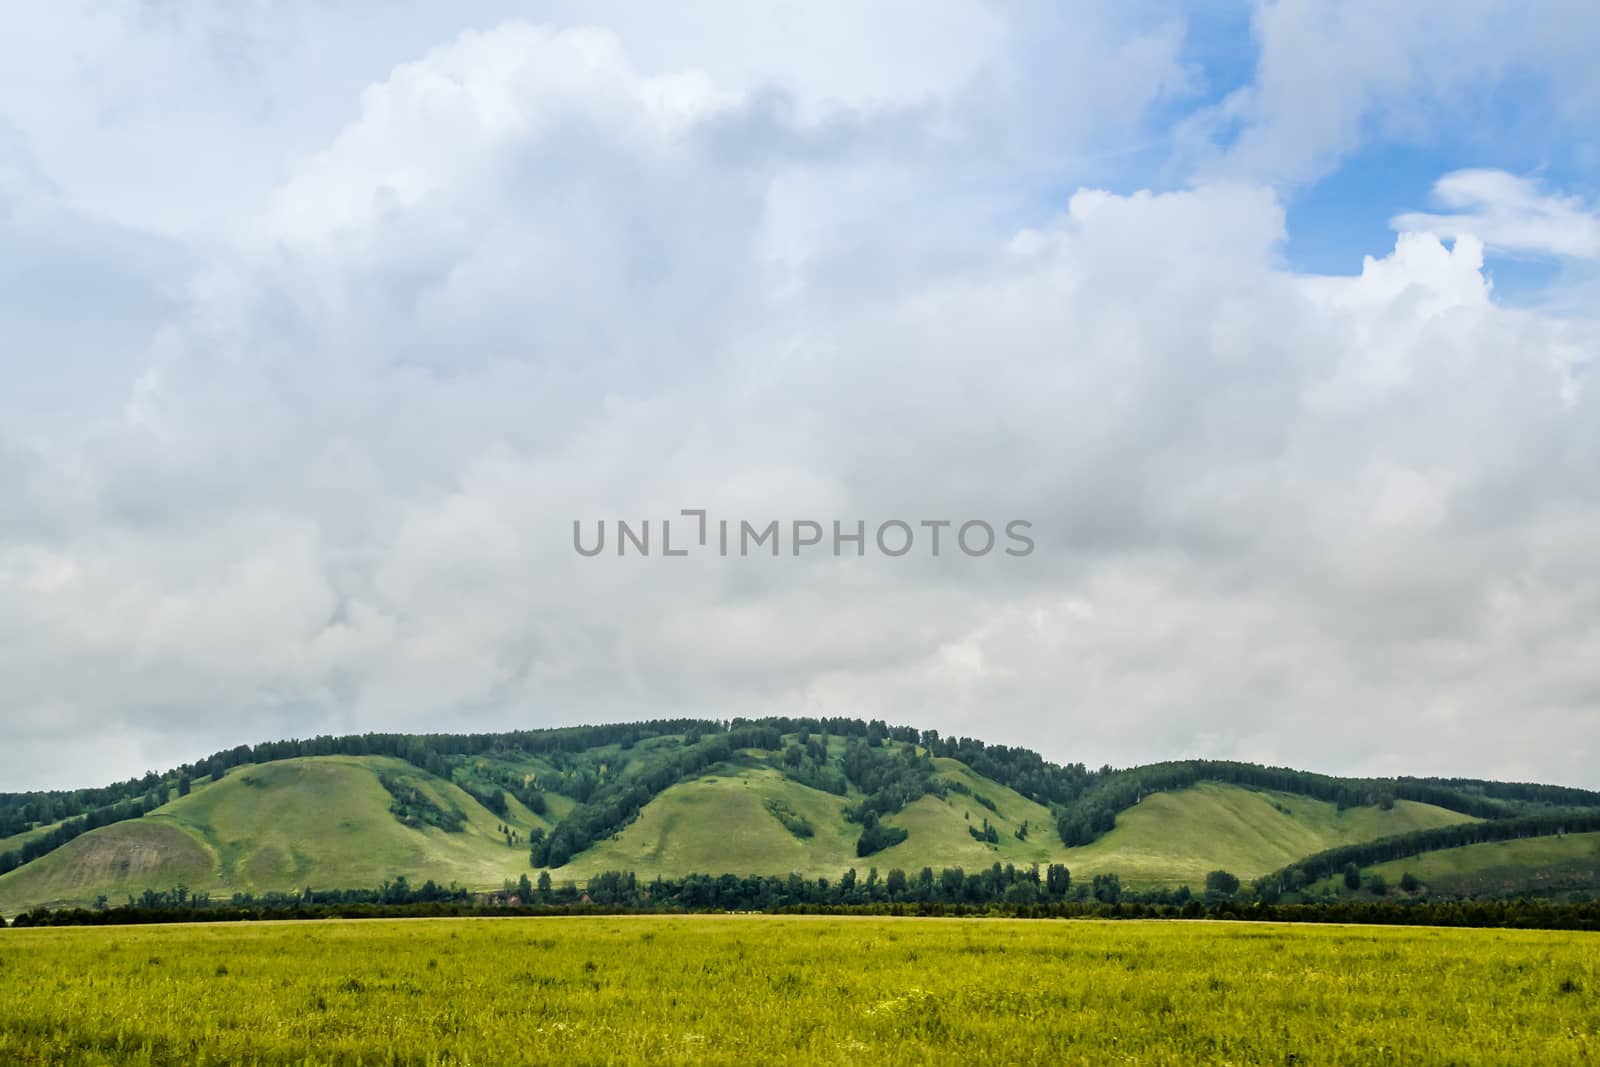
{"left": 560, "top": 770, "right": 1473, "bottom": 886}
{"left": 0, "top": 756, "right": 535, "bottom": 914}
{"left": 0, "top": 820, "right": 62, "bottom": 857}
{"left": 1058, "top": 782, "right": 1475, "bottom": 888}
{"left": 1, "top": 750, "right": 1470, "bottom": 913}
{"left": 561, "top": 757, "right": 1063, "bottom": 879}
{"left": 2, "top": 718, "right": 1594, "bottom": 918}
{"left": 1330, "top": 832, "right": 1600, "bottom": 899}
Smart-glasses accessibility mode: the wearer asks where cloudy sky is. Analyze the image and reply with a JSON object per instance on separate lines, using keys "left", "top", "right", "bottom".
{"left": 3, "top": 1, "right": 1599, "bottom": 791}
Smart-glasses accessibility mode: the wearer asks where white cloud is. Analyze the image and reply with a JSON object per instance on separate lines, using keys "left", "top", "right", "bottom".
{"left": 3, "top": 10, "right": 1600, "bottom": 793}
{"left": 1392, "top": 169, "right": 1600, "bottom": 260}
{"left": 1180, "top": 0, "right": 1600, "bottom": 187}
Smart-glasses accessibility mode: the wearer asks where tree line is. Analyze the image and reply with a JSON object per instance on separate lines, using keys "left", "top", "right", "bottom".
{"left": 1050, "top": 760, "right": 1600, "bottom": 848}
{"left": 10, "top": 874, "right": 1598, "bottom": 933}
{"left": 0, "top": 792, "right": 165, "bottom": 876}
{"left": 1257, "top": 808, "right": 1600, "bottom": 893}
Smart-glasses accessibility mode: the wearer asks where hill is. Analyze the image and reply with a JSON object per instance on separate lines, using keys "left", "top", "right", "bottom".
{"left": 1326, "top": 832, "right": 1600, "bottom": 899}
{"left": 1054, "top": 782, "right": 1475, "bottom": 888}
{"left": 561, "top": 756, "right": 1064, "bottom": 879}
{"left": 0, "top": 756, "right": 535, "bottom": 914}
{"left": 560, "top": 767, "right": 1474, "bottom": 885}
{"left": 1, "top": 718, "right": 1596, "bottom": 917}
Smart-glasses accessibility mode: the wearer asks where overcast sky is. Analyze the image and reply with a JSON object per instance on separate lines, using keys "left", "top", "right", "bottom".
{"left": 3, "top": 1, "right": 1599, "bottom": 791}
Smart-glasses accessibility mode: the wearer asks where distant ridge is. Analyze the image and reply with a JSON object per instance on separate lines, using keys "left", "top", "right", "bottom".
{"left": 4, "top": 718, "right": 1598, "bottom": 917}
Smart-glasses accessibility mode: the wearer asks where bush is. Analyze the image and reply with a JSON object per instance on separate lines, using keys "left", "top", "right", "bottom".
{"left": 855, "top": 811, "right": 909, "bottom": 857}
{"left": 380, "top": 773, "right": 466, "bottom": 833}
{"left": 764, "top": 799, "right": 814, "bottom": 839}
{"left": 1204, "top": 870, "right": 1240, "bottom": 898}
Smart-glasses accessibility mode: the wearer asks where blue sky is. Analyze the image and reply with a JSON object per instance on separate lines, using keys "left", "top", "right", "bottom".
{"left": 1, "top": 1, "right": 1598, "bottom": 790}
{"left": 1285, "top": 144, "right": 1564, "bottom": 296}
{"left": 973, "top": 2, "right": 1598, "bottom": 302}
{"left": 1280, "top": 91, "right": 1594, "bottom": 302}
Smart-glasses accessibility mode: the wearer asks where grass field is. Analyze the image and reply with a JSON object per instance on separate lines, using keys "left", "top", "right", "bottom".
{"left": 0, "top": 916, "right": 1595, "bottom": 1065}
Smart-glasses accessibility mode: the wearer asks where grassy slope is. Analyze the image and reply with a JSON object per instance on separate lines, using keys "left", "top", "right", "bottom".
{"left": 0, "top": 756, "right": 531, "bottom": 914}
{"left": 0, "top": 821, "right": 216, "bottom": 914}
{"left": 561, "top": 757, "right": 1065, "bottom": 880}
{"left": 865, "top": 758, "right": 1061, "bottom": 874}
{"left": 1063, "top": 782, "right": 1476, "bottom": 887}
{"left": 1348, "top": 831, "right": 1600, "bottom": 897}
{"left": 0, "top": 781, "right": 200, "bottom": 857}
{"left": 562, "top": 767, "right": 1473, "bottom": 887}
{"left": 0, "top": 752, "right": 1487, "bottom": 914}
{"left": 0, "top": 820, "right": 64, "bottom": 856}
{"left": 562, "top": 766, "right": 861, "bottom": 879}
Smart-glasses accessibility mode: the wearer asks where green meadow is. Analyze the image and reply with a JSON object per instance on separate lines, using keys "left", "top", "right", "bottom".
{"left": 1, "top": 916, "right": 1595, "bottom": 1065}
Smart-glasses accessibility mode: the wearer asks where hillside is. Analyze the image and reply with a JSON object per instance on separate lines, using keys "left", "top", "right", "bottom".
{"left": 1333, "top": 832, "right": 1600, "bottom": 899}
{"left": 2, "top": 718, "right": 1595, "bottom": 917}
{"left": 0, "top": 820, "right": 61, "bottom": 857}
{"left": 1056, "top": 782, "right": 1475, "bottom": 888}
{"left": 560, "top": 767, "right": 1474, "bottom": 885}
{"left": 0, "top": 756, "right": 535, "bottom": 914}
{"left": 1, "top": 750, "right": 1471, "bottom": 914}
{"left": 562, "top": 757, "right": 1063, "bottom": 879}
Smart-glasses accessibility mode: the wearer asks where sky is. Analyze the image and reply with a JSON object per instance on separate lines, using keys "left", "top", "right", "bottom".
{"left": 2, "top": 1, "right": 1599, "bottom": 791}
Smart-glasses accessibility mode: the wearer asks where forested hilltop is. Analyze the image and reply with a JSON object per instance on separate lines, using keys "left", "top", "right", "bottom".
{"left": 3, "top": 718, "right": 1598, "bottom": 917}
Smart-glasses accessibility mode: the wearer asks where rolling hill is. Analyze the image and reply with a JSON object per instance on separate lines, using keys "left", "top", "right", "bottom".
{"left": 0, "top": 756, "right": 542, "bottom": 914}
{"left": 561, "top": 756, "right": 1065, "bottom": 879}
{"left": 2, "top": 718, "right": 1595, "bottom": 917}
{"left": 1325, "top": 832, "right": 1600, "bottom": 899}
{"left": 1052, "top": 782, "right": 1474, "bottom": 888}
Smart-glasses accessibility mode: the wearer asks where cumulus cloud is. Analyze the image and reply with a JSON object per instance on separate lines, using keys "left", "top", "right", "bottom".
{"left": 2, "top": 7, "right": 1599, "bottom": 791}
{"left": 1392, "top": 170, "right": 1600, "bottom": 260}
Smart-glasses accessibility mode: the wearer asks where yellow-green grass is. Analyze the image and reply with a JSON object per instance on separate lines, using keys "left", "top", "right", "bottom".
{"left": 1343, "top": 832, "right": 1600, "bottom": 897}
{"left": 1, "top": 916, "right": 1596, "bottom": 1065}
{"left": 1060, "top": 781, "right": 1477, "bottom": 888}
{"left": 0, "top": 757, "right": 532, "bottom": 915}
